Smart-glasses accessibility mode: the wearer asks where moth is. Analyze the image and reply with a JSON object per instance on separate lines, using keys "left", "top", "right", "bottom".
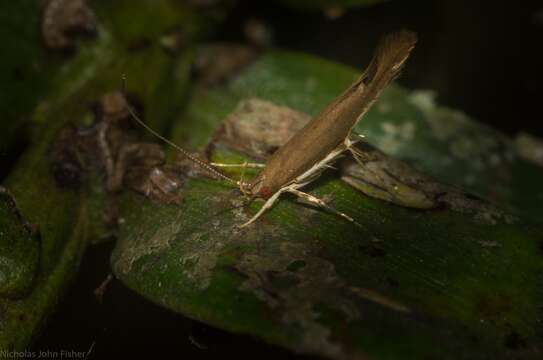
{"left": 126, "top": 30, "right": 417, "bottom": 227}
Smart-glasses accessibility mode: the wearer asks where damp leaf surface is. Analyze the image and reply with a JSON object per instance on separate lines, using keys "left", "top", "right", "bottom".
{"left": 112, "top": 51, "right": 543, "bottom": 359}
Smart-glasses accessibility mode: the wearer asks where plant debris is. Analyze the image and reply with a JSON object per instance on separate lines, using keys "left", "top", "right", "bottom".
{"left": 343, "top": 142, "right": 515, "bottom": 224}
{"left": 41, "top": 0, "right": 97, "bottom": 50}
{"left": 212, "top": 98, "right": 310, "bottom": 160}
{"left": 48, "top": 125, "right": 85, "bottom": 189}
{"left": 50, "top": 92, "right": 184, "bottom": 204}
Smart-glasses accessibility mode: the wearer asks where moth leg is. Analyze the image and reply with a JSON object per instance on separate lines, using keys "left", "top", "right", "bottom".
{"left": 210, "top": 162, "right": 265, "bottom": 169}
{"left": 287, "top": 188, "right": 361, "bottom": 227}
{"left": 209, "top": 161, "right": 265, "bottom": 197}
{"left": 238, "top": 187, "right": 287, "bottom": 228}
{"left": 238, "top": 162, "right": 251, "bottom": 197}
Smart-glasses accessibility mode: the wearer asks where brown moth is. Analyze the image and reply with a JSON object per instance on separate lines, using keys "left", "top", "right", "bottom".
{"left": 249, "top": 31, "right": 417, "bottom": 197}
{"left": 126, "top": 30, "right": 417, "bottom": 227}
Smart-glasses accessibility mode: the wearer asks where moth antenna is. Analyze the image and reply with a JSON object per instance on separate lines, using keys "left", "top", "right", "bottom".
{"left": 121, "top": 75, "right": 238, "bottom": 185}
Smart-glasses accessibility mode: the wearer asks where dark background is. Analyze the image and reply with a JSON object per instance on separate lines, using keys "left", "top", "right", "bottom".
{"left": 224, "top": 0, "right": 543, "bottom": 137}
{"left": 33, "top": 0, "right": 543, "bottom": 358}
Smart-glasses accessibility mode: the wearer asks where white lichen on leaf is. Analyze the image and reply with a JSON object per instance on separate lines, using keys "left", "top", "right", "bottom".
{"left": 378, "top": 121, "right": 416, "bottom": 154}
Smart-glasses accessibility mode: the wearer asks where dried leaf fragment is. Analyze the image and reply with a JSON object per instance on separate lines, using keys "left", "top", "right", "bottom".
{"left": 42, "top": 0, "right": 97, "bottom": 49}
{"left": 342, "top": 142, "right": 514, "bottom": 224}
{"left": 213, "top": 98, "right": 311, "bottom": 159}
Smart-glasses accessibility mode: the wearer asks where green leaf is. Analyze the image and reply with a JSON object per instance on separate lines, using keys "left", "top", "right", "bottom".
{"left": 0, "top": 0, "right": 215, "bottom": 350}
{"left": 0, "top": 189, "right": 40, "bottom": 299}
{"left": 111, "top": 51, "right": 543, "bottom": 359}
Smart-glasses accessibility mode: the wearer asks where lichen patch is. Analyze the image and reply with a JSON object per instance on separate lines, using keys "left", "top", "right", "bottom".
{"left": 373, "top": 121, "right": 416, "bottom": 155}
{"left": 408, "top": 90, "right": 515, "bottom": 171}
{"left": 236, "top": 241, "right": 345, "bottom": 357}
{"left": 116, "top": 210, "right": 184, "bottom": 274}
{"left": 408, "top": 90, "right": 469, "bottom": 140}
{"left": 234, "top": 239, "right": 409, "bottom": 357}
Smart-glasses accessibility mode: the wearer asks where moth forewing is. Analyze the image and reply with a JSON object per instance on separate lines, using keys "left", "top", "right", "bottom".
{"left": 249, "top": 30, "right": 417, "bottom": 199}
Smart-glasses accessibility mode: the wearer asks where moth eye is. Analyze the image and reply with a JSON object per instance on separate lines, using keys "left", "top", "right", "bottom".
{"left": 361, "top": 65, "right": 378, "bottom": 86}
{"left": 267, "top": 146, "right": 279, "bottom": 155}
{"left": 361, "top": 73, "right": 371, "bottom": 86}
